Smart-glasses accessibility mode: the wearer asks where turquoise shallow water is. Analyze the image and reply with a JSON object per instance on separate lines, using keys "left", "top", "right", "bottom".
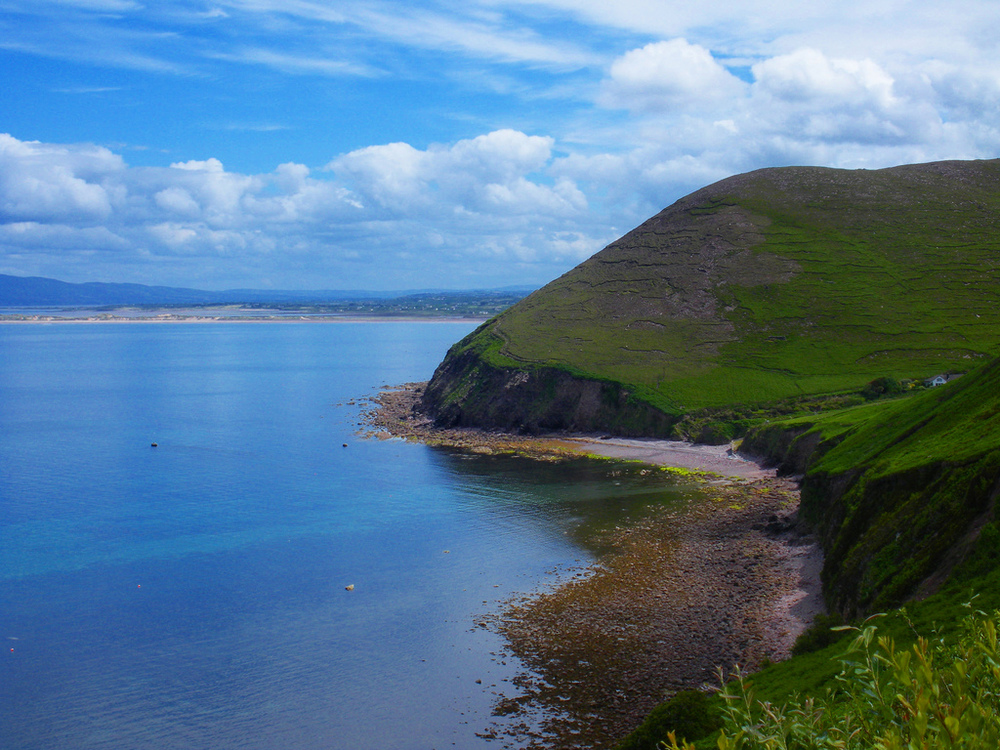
{"left": 0, "top": 322, "right": 689, "bottom": 749}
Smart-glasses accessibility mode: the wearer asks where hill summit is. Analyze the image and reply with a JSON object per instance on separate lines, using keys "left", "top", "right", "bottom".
{"left": 423, "top": 159, "right": 1000, "bottom": 436}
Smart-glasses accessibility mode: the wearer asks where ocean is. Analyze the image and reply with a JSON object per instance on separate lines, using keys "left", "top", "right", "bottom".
{"left": 0, "top": 322, "right": 691, "bottom": 749}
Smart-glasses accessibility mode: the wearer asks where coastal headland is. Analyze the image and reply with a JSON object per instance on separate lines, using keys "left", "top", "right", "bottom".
{"left": 364, "top": 383, "right": 823, "bottom": 749}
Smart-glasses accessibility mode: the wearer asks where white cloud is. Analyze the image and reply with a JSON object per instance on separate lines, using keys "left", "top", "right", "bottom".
{"left": 749, "top": 49, "right": 947, "bottom": 146}
{"left": 0, "top": 132, "right": 600, "bottom": 288}
{"left": 170, "top": 158, "right": 225, "bottom": 172}
{"left": 577, "top": 41, "right": 999, "bottom": 213}
{"left": 600, "top": 39, "right": 746, "bottom": 112}
{"left": 328, "top": 129, "right": 582, "bottom": 218}
{"left": 752, "top": 49, "right": 895, "bottom": 106}
{"left": 153, "top": 187, "right": 200, "bottom": 217}
{"left": 352, "top": 5, "right": 599, "bottom": 68}
{"left": 0, "top": 134, "right": 120, "bottom": 223}
{"left": 42, "top": 0, "right": 141, "bottom": 9}
{"left": 206, "top": 48, "right": 377, "bottom": 77}
{"left": 331, "top": 142, "right": 430, "bottom": 211}
{"left": 919, "top": 61, "right": 1000, "bottom": 120}
{"left": 0, "top": 221, "right": 129, "bottom": 251}
{"left": 489, "top": 0, "right": 1000, "bottom": 62}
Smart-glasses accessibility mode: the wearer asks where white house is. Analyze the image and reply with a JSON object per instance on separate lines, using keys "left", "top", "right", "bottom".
{"left": 925, "top": 373, "right": 963, "bottom": 387}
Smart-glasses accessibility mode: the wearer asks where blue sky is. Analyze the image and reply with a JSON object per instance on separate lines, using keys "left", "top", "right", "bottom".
{"left": 1, "top": 1, "right": 998, "bottom": 291}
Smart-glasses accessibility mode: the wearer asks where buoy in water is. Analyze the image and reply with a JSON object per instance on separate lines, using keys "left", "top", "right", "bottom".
{"left": 151, "top": 442, "right": 158, "bottom": 447}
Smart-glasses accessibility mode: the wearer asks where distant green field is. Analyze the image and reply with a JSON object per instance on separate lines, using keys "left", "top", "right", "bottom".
{"left": 471, "top": 160, "right": 1000, "bottom": 416}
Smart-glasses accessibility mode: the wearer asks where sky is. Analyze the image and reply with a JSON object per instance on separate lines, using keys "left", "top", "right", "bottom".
{"left": 1, "top": 1, "right": 998, "bottom": 291}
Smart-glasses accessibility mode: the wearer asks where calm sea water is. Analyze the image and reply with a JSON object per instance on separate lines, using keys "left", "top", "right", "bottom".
{"left": 0, "top": 323, "right": 690, "bottom": 750}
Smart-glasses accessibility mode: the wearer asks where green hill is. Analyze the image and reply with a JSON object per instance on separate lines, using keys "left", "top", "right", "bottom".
{"left": 423, "top": 159, "right": 1000, "bottom": 435}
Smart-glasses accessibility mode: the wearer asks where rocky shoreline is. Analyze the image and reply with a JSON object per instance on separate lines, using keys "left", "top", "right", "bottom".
{"left": 362, "top": 383, "right": 824, "bottom": 749}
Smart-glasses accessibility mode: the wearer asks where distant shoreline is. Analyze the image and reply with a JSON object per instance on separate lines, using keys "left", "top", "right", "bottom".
{"left": 0, "top": 314, "right": 485, "bottom": 324}
{"left": 363, "top": 382, "right": 825, "bottom": 748}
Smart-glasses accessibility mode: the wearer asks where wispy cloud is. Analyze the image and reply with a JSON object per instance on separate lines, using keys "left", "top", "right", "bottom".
{"left": 38, "top": 0, "right": 142, "bottom": 10}
{"left": 51, "top": 86, "right": 124, "bottom": 94}
{"left": 206, "top": 48, "right": 379, "bottom": 77}
{"left": 351, "top": 5, "right": 601, "bottom": 68}
{"left": 216, "top": 122, "right": 292, "bottom": 133}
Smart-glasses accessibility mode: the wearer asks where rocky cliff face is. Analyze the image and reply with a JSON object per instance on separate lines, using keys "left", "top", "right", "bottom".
{"left": 421, "top": 329, "right": 675, "bottom": 435}
{"left": 802, "top": 453, "right": 1000, "bottom": 617}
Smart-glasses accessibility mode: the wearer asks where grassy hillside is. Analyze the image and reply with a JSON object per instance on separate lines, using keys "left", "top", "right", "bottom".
{"left": 424, "top": 159, "right": 1000, "bottom": 433}
{"left": 620, "top": 356, "right": 1000, "bottom": 749}
{"left": 743, "top": 356, "right": 1000, "bottom": 618}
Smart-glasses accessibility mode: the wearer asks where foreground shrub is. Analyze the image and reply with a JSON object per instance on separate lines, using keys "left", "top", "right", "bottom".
{"left": 790, "top": 613, "right": 846, "bottom": 656}
{"left": 661, "top": 608, "right": 1000, "bottom": 749}
{"left": 617, "top": 690, "right": 721, "bottom": 750}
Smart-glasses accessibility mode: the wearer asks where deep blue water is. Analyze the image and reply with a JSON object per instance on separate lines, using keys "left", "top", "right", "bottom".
{"left": 0, "top": 323, "right": 689, "bottom": 750}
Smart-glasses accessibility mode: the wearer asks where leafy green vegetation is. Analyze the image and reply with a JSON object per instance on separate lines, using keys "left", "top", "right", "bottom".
{"left": 660, "top": 608, "right": 1000, "bottom": 750}
{"left": 616, "top": 690, "right": 722, "bottom": 750}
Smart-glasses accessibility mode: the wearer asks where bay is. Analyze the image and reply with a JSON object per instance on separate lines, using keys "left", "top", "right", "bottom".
{"left": 0, "top": 322, "right": 691, "bottom": 749}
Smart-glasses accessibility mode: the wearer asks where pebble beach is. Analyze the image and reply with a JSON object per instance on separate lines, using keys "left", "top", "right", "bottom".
{"left": 364, "top": 383, "right": 825, "bottom": 749}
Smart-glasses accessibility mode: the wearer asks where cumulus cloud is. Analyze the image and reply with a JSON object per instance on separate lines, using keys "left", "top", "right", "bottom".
{"left": 579, "top": 40, "right": 1000, "bottom": 213}
{"left": 753, "top": 49, "right": 893, "bottom": 105}
{"left": 153, "top": 187, "right": 199, "bottom": 218}
{"left": 0, "top": 131, "right": 599, "bottom": 289}
{"left": 328, "top": 129, "right": 585, "bottom": 218}
{"left": 748, "top": 48, "right": 938, "bottom": 145}
{"left": 0, "top": 134, "right": 122, "bottom": 223}
{"left": 919, "top": 61, "right": 1000, "bottom": 121}
{"left": 600, "top": 39, "right": 746, "bottom": 112}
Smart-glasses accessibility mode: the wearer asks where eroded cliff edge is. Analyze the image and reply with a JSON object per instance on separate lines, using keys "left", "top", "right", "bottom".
{"left": 421, "top": 322, "right": 676, "bottom": 435}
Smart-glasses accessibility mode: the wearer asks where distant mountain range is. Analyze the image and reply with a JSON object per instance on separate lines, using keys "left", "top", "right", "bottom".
{"left": 0, "top": 273, "right": 535, "bottom": 307}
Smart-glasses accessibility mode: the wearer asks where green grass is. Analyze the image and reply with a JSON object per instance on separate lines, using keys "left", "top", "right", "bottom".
{"left": 736, "top": 357, "right": 1000, "bottom": 618}
{"left": 431, "top": 159, "right": 1000, "bottom": 425}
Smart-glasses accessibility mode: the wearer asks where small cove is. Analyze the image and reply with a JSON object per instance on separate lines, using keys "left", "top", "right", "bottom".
{"left": 0, "top": 322, "right": 700, "bottom": 749}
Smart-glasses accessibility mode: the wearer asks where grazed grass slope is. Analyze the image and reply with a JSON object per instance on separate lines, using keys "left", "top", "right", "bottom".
{"left": 745, "top": 355, "right": 1000, "bottom": 618}
{"left": 426, "top": 159, "right": 1000, "bottom": 428}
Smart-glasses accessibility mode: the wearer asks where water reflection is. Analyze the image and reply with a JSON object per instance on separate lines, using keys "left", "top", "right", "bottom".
{"left": 426, "top": 447, "right": 698, "bottom": 559}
